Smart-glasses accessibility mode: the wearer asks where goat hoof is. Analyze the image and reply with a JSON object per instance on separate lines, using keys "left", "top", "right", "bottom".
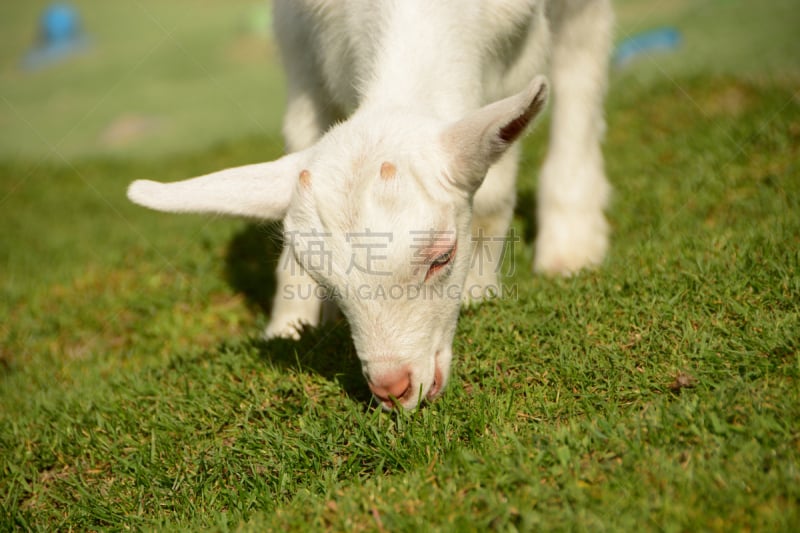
{"left": 262, "top": 320, "right": 307, "bottom": 341}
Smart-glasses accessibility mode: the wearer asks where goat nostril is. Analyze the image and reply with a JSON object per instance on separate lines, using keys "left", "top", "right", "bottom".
{"left": 397, "top": 381, "right": 412, "bottom": 400}
{"left": 368, "top": 372, "right": 412, "bottom": 407}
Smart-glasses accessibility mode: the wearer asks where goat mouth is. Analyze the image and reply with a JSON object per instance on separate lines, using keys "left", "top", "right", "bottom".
{"left": 426, "top": 350, "right": 445, "bottom": 401}
{"left": 426, "top": 365, "right": 444, "bottom": 400}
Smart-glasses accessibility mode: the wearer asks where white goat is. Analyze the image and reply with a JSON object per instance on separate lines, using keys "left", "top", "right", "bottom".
{"left": 128, "top": 0, "right": 613, "bottom": 409}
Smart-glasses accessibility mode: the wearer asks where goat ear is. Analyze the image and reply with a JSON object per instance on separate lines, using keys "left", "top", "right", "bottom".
{"left": 441, "top": 76, "right": 548, "bottom": 194}
{"left": 127, "top": 151, "right": 308, "bottom": 220}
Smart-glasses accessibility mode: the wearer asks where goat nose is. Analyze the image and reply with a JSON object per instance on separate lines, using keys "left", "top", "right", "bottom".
{"left": 368, "top": 370, "right": 412, "bottom": 407}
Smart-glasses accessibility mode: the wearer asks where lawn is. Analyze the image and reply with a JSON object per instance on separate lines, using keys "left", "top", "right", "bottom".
{"left": 2, "top": 0, "right": 799, "bottom": 531}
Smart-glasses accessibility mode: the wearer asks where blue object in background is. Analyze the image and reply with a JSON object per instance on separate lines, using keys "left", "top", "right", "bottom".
{"left": 614, "top": 27, "right": 682, "bottom": 68}
{"left": 21, "top": 3, "right": 91, "bottom": 71}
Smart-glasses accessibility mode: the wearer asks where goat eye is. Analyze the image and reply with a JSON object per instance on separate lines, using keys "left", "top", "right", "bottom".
{"left": 425, "top": 246, "right": 455, "bottom": 281}
{"left": 432, "top": 250, "right": 453, "bottom": 266}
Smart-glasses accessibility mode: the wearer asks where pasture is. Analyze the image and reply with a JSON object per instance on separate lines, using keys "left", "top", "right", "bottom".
{"left": 1, "top": 0, "right": 798, "bottom": 530}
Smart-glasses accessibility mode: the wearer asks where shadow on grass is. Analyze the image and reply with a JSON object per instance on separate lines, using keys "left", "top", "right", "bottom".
{"left": 224, "top": 222, "right": 282, "bottom": 314}
{"left": 253, "top": 325, "right": 373, "bottom": 406}
{"left": 223, "top": 222, "right": 372, "bottom": 406}
{"left": 514, "top": 186, "right": 539, "bottom": 244}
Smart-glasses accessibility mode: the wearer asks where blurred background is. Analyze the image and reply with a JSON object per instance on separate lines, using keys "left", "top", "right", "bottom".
{"left": 0, "top": 0, "right": 285, "bottom": 161}
{"left": 0, "top": 0, "right": 797, "bottom": 162}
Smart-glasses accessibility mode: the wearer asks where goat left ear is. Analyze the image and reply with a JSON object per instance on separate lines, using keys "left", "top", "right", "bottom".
{"left": 441, "top": 76, "right": 548, "bottom": 194}
{"left": 127, "top": 150, "right": 308, "bottom": 220}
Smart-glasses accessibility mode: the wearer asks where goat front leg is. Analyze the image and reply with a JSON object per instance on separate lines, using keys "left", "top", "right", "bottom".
{"left": 264, "top": 95, "right": 341, "bottom": 339}
{"left": 262, "top": 92, "right": 328, "bottom": 339}
{"left": 535, "top": 0, "right": 613, "bottom": 275}
{"left": 264, "top": 245, "right": 324, "bottom": 340}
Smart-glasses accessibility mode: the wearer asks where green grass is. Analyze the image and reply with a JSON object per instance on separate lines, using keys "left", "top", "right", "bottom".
{"left": 0, "top": 0, "right": 284, "bottom": 160}
{"left": 2, "top": 0, "right": 800, "bottom": 531}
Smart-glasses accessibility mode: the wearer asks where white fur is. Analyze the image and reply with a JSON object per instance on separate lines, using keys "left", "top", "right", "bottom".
{"left": 127, "top": 0, "right": 613, "bottom": 409}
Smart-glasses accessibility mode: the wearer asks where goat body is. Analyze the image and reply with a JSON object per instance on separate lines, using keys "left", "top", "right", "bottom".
{"left": 128, "top": 0, "right": 613, "bottom": 409}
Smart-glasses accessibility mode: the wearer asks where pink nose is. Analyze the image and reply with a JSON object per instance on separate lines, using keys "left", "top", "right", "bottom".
{"left": 367, "top": 370, "right": 412, "bottom": 407}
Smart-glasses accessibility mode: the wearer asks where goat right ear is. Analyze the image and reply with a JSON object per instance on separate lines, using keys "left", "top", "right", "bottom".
{"left": 441, "top": 76, "right": 548, "bottom": 194}
{"left": 127, "top": 150, "right": 308, "bottom": 220}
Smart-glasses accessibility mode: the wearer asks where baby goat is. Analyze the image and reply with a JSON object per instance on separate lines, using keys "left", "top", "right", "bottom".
{"left": 128, "top": 0, "right": 613, "bottom": 409}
